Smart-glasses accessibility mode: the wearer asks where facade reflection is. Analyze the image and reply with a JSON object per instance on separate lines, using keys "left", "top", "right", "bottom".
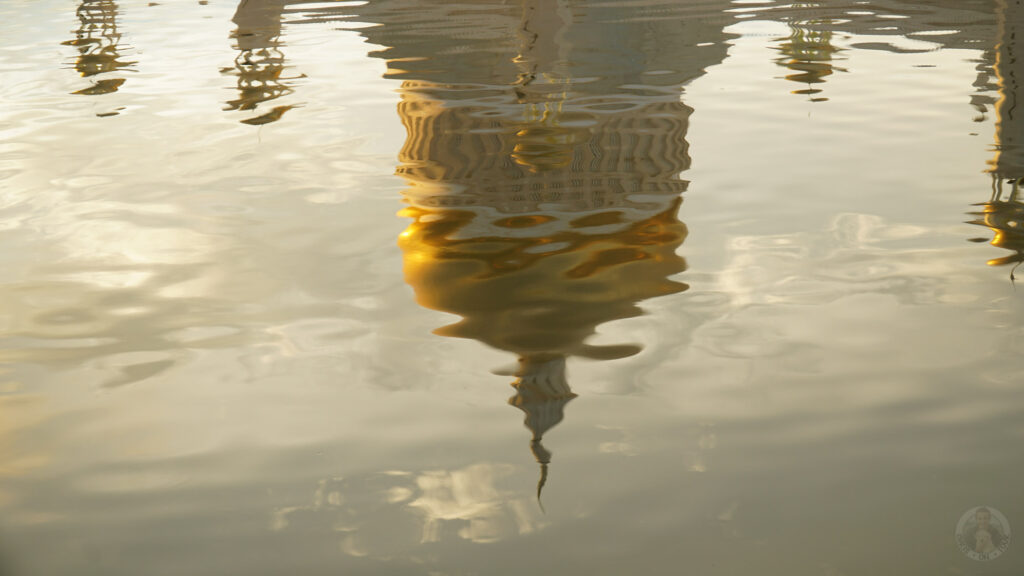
{"left": 340, "top": 0, "right": 736, "bottom": 497}
{"left": 223, "top": 0, "right": 303, "bottom": 125}
{"left": 62, "top": 0, "right": 134, "bottom": 95}
{"left": 970, "top": 0, "right": 1024, "bottom": 273}
{"left": 768, "top": 0, "right": 996, "bottom": 50}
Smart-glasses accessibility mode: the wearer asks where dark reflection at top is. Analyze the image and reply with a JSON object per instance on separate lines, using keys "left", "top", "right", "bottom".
{"left": 754, "top": 0, "right": 1001, "bottom": 104}
{"left": 326, "top": 0, "right": 736, "bottom": 498}
{"left": 62, "top": 0, "right": 135, "bottom": 95}
{"left": 969, "top": 0, "right": 1024, "bottom": 275}
{"left": 774, "top": 4, "right": 844, "bottom": 101}
{"left": 223, "top": 0, "right": 305, "bottom": 125}
{"left": 760, "top": 0, "right": 997, "bottom": 50}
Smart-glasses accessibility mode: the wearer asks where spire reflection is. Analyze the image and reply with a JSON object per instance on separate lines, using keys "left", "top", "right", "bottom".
{"left": 506, "top": 355, "right": 576, "bottom": 502}
{"left": 62, "top": 0, "right": 135, "bottom": 96}
{"left": 388, "top": 0, "right": 730, "bottom": 499}
{"left": 970, "top": 0, "right": 1024, "bottom": 275}
{"left": 223, "top": 0, "right": 302, "bottom": 125}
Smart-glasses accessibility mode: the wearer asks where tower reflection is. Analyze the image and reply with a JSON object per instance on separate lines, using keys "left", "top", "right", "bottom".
{"left": 223, "top": 0, "right": 302, "bottom": 125}
{"left": 970, "top": 0, "right": 1024, "bottom": 274}
{"left": 62, "top": 0, "right": 135, "bottom": 95}
{"left": 384, "top": 0, "right": 731, "bottom": 497}
{"left": 774, "top": 3, "right": 843, "bottom": 101}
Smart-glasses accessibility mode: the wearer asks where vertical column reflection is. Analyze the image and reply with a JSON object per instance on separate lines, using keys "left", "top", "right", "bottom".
{"left": 774, "top": 3, "right": 843, "bottom": 102}
{"left": 970, "top": 0, "right": 1024, "bottom": 273}
{"left": 62, "top": 0, "right": 135, "bottom": 95}
{"left": 223, "top": 0, "right": 301, "bottom": 125}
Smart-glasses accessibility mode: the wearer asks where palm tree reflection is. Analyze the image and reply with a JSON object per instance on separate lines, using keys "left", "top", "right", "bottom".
{"left": 62, "top": 0, "right": 135, "bottom": 95}
{"left": 394, "top": 0, "right": 708, "bottom": 500}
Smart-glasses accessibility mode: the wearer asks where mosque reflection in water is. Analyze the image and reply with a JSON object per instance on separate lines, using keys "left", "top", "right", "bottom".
{"left": 354, "top": 0, "right": 733, "bottom": 495}
{"left": 62, "top": 0, "right": 134, "bottom": 96}
{"left": 969, "top": 0, "right": 1024, "bottom": 275}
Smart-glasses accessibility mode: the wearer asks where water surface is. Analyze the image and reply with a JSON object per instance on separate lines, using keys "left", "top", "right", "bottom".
{"left": 2, "top": 0, "right": 1024, "bottom": 574}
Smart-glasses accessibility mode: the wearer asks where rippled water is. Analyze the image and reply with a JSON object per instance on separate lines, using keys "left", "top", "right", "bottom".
{"left": 2, "top": 0, "right": 1024, "bottom": 574}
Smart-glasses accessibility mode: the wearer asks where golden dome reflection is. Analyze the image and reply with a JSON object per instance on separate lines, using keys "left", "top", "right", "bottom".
{"left": 385, "top": 0, "right": 732, "bottom": 501}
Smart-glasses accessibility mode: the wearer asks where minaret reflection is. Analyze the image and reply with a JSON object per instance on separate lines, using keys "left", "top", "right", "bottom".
{"left": 394, "top": 0, "right": 711, "bottom": 499}
{"left": 223, "top": 0, "right": 301, "bottom": 125}
{"left": 774, "top": 4, "right": 843, "bottom": 101}
{"left": 969, "top": 0, "right": 1024, "bottom": 275}
{"left": 62, "top": 0, "right": 135, "bottom": 95}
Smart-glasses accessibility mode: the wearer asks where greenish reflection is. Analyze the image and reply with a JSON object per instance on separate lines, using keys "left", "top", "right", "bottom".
{"left": 970, "top": 0, "right": 1024, "bottom": 275}
{"left": 375, "top": 0, "right": 734, "bottom": 499}
{"left": 223, "top": 0, "right": 303, "bottom": 125}
{"left": 62, "top": 0, "right": 135, "bottom": 96}
{"left": 774, "top": 3, "right": 844, "bottom": 101}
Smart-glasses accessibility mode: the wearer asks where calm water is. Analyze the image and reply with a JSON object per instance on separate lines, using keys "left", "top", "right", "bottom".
{"left": 2, "top": 0, "right": 1024, "bottom": 574}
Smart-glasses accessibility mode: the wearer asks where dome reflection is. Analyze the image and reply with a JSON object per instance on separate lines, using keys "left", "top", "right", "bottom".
{"left": 388, "top": 0, "right": 723, "bottom": 499}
